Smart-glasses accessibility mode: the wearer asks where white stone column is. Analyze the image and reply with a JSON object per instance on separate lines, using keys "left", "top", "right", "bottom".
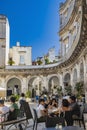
{"left": 60, "top": 73, "right": 65, "bottom": 94}
{"left": 21, "top": 77, "right": 27, "bottom": 93}
{"left": 60, "top": 40, "right": 63, "bottom": 57}
{"left": 1, "top": 78, "right": 6, "bottom": 89}
{"left": 70, "top": 72, "right": 73, "bottom": 86}
{"left": 42, "top": 76, "right": 48, "bottom": 91}
{"left": 83, "top": 57, "right": 86, "bottom": 84}
{"left": 84, "top": 73, "right": 87, "bottom": 103}
{"left": 77, "top": 64, "right": 80, "bottom": 82}
{"left": 84, "top": 55, "right": 87, "bottom": 103}
{"left": 70, "top": 72, "right": 74, "bottom": 92}
{"left": 1, "top": 77, "right": 7, "bottom": 98}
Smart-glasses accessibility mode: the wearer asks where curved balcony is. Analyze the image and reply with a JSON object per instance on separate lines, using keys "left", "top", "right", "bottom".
{"left": 3, "top": 0, "right": 87, "bottom": 76}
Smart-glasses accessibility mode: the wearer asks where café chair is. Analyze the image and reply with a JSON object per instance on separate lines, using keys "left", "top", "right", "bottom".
{"left": 33, "top": 108, "right": 45, "bottom": 130}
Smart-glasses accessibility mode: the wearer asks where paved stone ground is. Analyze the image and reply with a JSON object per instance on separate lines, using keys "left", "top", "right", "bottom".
{"left": 3, "top": 102, "right": 45, "bottom": 130}
{"left": 27, "top": 102, "right": 45, "bottom": 130}
{"left": 3, "top": 102, "right": 85, "bottom": 130}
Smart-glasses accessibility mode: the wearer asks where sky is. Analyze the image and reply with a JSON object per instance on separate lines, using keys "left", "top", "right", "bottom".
{"left": 0, "top": 0, "right": 66, "bottom": 60}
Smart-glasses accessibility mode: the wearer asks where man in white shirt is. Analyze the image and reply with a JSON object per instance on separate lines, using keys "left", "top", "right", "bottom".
{"left": 36, "top": 99, "right": 47, "bottom": 121}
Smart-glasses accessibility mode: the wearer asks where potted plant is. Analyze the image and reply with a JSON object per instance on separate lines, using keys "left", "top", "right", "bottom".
{"left": 8, "top": 57, "right": 15, "bottom": 66}
{"left": 37, "top": 59, "right": 42, "bottom": 65}
{"left": 25, "top": 90, "right": 31, "bottom": 98}
{"left": 75, "top": 81, "right": 84, "bottom": 99}
{"left": 65, "top": 85, "right": 72, "bottom": 95}
{"left": 25, "top": 90, "right": 32, "bottom": 102}
{"left": 57, "top": 86, "right": 62, "bottom": 96}
{"left": 45, "top": 57, "right": 49, "bottom": 64}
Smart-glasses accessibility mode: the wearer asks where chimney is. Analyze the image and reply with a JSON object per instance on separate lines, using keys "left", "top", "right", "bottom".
{"left": 16, "top": 42, "right": 20, "bottom": 47}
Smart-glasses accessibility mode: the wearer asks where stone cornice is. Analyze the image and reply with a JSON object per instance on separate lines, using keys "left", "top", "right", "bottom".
{"left": 60, "top": 0, "right": 70, "bottom": 11}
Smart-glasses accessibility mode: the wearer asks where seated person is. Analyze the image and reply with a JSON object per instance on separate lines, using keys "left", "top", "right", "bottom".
{"left": 36, "top": 98, "right": 47, "bottom": 121}
{"left": 51, "top": 98, "right": 58, "bottom": 108}
{"left": 47, "top": 99, "right": 59, "bottom": 117}
{"left": 62, "top": 99, "right": 71, "bottom": 111}
{"left": 0, "top": 99, "right": 9, "bottom": 122}
{"left": 48, "top": 103, "right": 54, "bottom": 114}
{"left": 0, "top": 99, "right": 9, "bottom": 114}
{"left": 44, "top": 100, "right": 49, "bottom": 109}
{"left": 69, "top": 96, "right": 80, "bottom": 117}
{"left": 8, "top": 97, "right": 19, "bottom": 121}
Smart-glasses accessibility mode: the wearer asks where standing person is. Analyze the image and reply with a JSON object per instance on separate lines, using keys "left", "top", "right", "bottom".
{"left": 69, "top": 96, "right": 80, "bottom": 117}
{"left": 35, "top": 95, "right": 39, "bottom": 103}
{"left": 61, "top": 99, "right": 73, "bottom": 126}
{"left": 19, "top": 93, "right": 26, "bottom": 106}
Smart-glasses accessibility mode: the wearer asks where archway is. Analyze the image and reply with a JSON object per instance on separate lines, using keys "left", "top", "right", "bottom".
{"left": 73, "top": 68, "right": 77, "bottom": 86}
{"left": 75, "top": 62, "right": 85, "bottom": 95}
{"left": 48, "top": 76, "right": 60, "bottom": 94}
{"left": 64, "top": 73, "right": 71, "bottom": 94}
{"left": 28, "top": 77, "right": 42, "bottom": 97}
{"left": 28, "top": 77, "right": 36, "bottom": 98}
{"left": 7, "top": 78, "right": 21, "bottom": 97}
{"left": 64, "top": 73, "right": 70, "bottom": 86}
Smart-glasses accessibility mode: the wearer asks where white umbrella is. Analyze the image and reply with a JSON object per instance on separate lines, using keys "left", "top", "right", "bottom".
{"left": 0, "top": 87, "right": 6, "bottom": 90}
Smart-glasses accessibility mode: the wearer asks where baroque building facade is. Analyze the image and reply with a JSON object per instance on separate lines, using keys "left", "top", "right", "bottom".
{"left": 0, "top": 0, "right": 87, "bottom": 100}
{"left": 0, "top": 15, "right": 9, "bottom": 67}
{"left": 9, "top": 42, "right": 32, "bottom": 66}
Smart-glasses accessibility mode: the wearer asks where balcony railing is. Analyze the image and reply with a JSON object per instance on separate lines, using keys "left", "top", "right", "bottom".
{"left": 6, "top": 59, "right": 63, "bottom": 70}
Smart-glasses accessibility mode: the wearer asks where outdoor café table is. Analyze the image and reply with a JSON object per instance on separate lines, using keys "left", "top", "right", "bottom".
{"left": 43, "top": 126, "right": 84, "bottom": 130}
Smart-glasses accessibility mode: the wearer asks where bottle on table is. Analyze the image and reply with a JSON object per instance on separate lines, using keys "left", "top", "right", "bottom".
{"left": 55, "top": 124, "right": 58, "bottom": 129}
